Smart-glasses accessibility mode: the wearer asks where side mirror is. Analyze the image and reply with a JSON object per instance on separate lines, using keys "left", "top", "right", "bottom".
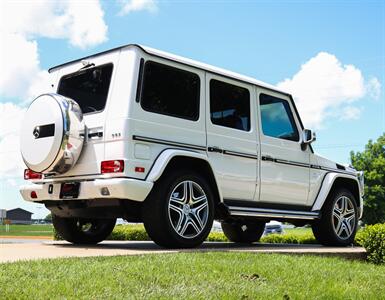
{"left": 301, "top": 129, "right": 316, "bottom": 150}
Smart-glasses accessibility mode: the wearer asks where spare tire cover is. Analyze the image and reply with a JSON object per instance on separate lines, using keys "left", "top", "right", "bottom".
{"left": 20, "top": 93, "right": 85, "bottom": 174}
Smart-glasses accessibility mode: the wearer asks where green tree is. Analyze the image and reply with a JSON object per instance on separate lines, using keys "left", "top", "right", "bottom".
{"left": 44, "top": 213, "right": 52, "bottom": 222}
{"left": 350, "top": 133, "right": 385, "bottom": 224}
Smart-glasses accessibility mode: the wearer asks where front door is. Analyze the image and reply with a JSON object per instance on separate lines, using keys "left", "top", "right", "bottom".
{"left": 256, "top": 89, "right": 310, "bottom": 206}
{"left": 206, "top": 74, "right": 258, "bottom": 201}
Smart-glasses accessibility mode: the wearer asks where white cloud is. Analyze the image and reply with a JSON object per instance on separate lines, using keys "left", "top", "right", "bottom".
{"left": 0, "top": 33, "right": 40, "bottom": 99}
{"left": 340, "top": 106, "right": 362, "bottom": 120}
{"left": 277, "top": 52, "right": 381, "bottom": 129}
{"left": 0, "top": 0, "right": 108, "bottom": 49}
{"left": 0, "top": 0, "right": 108, "bottom": 100}
{"left": 118, "top": 0, "right": 157, "bottom": 15}
{"left": 61, "top": 1, "right": 108, "bottom": 49}
{"left": 0, "top": 102, "right": 26, "bottom": 179}
{"left": 366, "top": 77, "right": 381, "bottom": 100}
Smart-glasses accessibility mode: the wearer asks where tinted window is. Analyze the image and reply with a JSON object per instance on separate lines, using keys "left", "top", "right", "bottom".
{"left": 140, "top": 61, "right": 200, "bottom": 121}
{"left": 259, "top": 94, "right": 299, "bottom": 141}
{"left": 58, "top": 64, "right": 113, "bottom": 114}
{"left": 210, "top": 79, "right": 250, "bottom": 131}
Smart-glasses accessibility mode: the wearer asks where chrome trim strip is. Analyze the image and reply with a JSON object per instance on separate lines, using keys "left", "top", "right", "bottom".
{"left": 228, "top": 206, "right": 319, "bottom": 220}
{"left": 134, "top": 135, "right": 258, "bottom": 160}
{"left": 229, "top": 211, "right": 318, "bottom": 220}
{"left": 133, "top": 135, "right": 206, "bottom": 151}
{"left": 223, "top": 150, "right": 258, "bottom": 160}
{"left": 261, "top": 155, "right": 356, "bottom": 175}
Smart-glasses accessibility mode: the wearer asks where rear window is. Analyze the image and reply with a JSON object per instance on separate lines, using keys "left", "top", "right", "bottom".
{"left": 58, "top": 63, "right": 113, "bottom": 114}
{"left": 140, "top": 61, "right": 200, "bottom": 121}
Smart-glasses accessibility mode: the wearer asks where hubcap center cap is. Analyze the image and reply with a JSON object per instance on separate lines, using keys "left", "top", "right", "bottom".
{"left": 183, "top": 204, "right": 191, "bottom": 215}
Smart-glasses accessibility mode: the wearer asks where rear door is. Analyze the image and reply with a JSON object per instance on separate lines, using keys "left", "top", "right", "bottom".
{"left": 206, "top": 74, "right": 258, "bottom": 201}
{"left": 54, "top": 52, "right": 119, "bottom": 177}
{"left": 256, "top": 89, "right": 310, "bottom": 206}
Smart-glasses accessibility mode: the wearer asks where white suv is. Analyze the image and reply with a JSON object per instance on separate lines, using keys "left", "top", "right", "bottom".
{"left": 20, "top": 44, "right": 364, "bottom": 248}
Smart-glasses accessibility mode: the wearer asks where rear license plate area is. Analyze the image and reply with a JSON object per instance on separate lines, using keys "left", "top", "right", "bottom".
{"left": 59, "top": 182, "right": 80, "bottom": 199}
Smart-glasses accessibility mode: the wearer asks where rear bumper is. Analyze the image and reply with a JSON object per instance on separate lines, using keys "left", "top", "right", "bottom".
{"left": 20, "top": 178, "right": 153, "bottom": 202}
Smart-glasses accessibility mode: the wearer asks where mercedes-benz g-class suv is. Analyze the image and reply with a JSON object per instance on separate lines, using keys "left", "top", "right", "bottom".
{"left": 20, "top": 44, "right": 364, "bottom": 248}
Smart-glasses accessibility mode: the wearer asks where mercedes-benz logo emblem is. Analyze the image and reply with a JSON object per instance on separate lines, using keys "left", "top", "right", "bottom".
{"left": 33, "top": 127, "right": 40, "bottom": 139}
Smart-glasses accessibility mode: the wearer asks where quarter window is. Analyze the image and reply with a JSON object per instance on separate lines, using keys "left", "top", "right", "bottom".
{"left": 210, "top": 79, "right": 250, "bottom": 131}
{"left": 259, "top": 94, "right": 299, "bottom": 141}
{"left": 140, "top": 61, "right": 200, "bottom": 121}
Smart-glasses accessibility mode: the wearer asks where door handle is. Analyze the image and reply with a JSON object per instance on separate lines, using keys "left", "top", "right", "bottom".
{"left": 88, "top": 131, "right": 103, "bottom": 138}
{"left": 262, "top": 155, "right": 274, "bottom": 162}
{"left": 208, "top": 146, "right": 223, "bottom": 153}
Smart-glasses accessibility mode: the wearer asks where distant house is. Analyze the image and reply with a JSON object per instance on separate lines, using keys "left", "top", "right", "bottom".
{"left": 6, "top": 208, "right": 33, "bottom": 225}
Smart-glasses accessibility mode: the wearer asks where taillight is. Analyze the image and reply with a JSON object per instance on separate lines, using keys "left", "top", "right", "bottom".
{"left": 24, "top": 169, "right": 42, "bottom": 180}
{"left": 101, "top": 160, "right": 124, "bottom": 174}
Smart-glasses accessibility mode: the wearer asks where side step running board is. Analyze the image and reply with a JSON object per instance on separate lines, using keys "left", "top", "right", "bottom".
{"left": 228, "top": 206, "right": 320, "bottom": 220}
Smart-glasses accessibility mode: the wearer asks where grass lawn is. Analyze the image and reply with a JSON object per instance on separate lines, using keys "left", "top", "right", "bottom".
{"left": 1, "top": 252, "right": 384, "bottom": 299}
{"left": 0, "top": 224, "right": 53, "bottom": 237}
{"left": 284, "top": 226, "right": 312, "bottom": 235}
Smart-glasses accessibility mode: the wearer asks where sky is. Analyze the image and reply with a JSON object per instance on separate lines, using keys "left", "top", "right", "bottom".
{"left": 0, "top": 0, "right": 384, "bottom": 219}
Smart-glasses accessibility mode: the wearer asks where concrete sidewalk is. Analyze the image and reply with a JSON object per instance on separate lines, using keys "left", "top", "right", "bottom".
{"left": 0, "top": 241, "right": 366, "bottom": 263}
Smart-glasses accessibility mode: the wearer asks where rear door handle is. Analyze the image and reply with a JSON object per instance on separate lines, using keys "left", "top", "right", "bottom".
{"left": 88, "top": 131, "right": 103, "bottom": 138}
{"left": 262, "top": 155, "right": 274, "bottom": 162}
{"left": 208, "top": 146, "right": 223, "bottom": 153}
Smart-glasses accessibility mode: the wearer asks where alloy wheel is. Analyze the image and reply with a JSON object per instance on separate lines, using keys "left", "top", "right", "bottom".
{"left": 332, "top": 196, "right": 356, "bottom": 240}
{"left": 167, "top": 180, "right": 209, "bottom": 239}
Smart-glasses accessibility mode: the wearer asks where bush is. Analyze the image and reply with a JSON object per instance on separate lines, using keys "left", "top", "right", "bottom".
{"left": 350, "top": 134, "right": 385, "bottom": 225}
{"left": 109, "top": 225, "right": 228, "bottom": 242}
{"left": 206, "top": 232, "right": 228, "bottom": 242}
{"left": 108, "top": 224, "right": 150, "bottom": 241}
{"left": 53, "top": 228, "right": 62, "bottom": 240}
{"left": 260, "top": 232, "right": 317, "bottom": 244}
{"left": 356, "top": 223, "right": 385, "bottom": 264}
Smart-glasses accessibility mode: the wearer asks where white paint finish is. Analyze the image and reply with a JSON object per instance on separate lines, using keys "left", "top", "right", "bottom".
{"left": 145, "top": 148, "right": 223, "bottom": 201}
{"left": 20, "top": 44, "right": 364, "bottom": 222}
{"left": 49, "top": 50, "right": 121, "bottom": 177}
{"left": 308, "top": 168, "right": 326, "bottom": 207}
{"left": 257, "top": 88, "right": 310, "bottom": 205}
{"left": 125, "top": 52, "right": 207, "bottom": 181}
{"left": 20, "top": 95, "right": 64, "bottom": 171}
{"left": 20, "top": 178, "right": 153, "bottom": 202}
{"left": 147, "top": 149, "right": 205, "bottom": 181}
{"left": 134, "top": 143, "right": 151, "bottom": 159}
{"left": 314, "top": 153, "right": 341, "bottom": 169}
{"left": 128, "top": 53, "right": 206, "bottom": 147}
{"left": 311, "top": 172, "right": 363, "bottom": 218}
{"left": 139, "top": 45, "right": 286, "bottom": 96}
{"left": 206, "top": 73, "right": 258, "bottom": 201}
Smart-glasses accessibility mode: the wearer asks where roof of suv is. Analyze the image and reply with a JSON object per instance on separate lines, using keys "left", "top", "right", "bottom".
{"left": 48, "top": 44, "right": 289, "bottom": 97}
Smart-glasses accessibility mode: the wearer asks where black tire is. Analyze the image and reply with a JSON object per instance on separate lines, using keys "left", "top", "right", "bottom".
{"left": 221, "top": 220, "right": 265, "bottom": 243}
{"left": 312, "top": 188, "right": 358, "bottom": 246}
{"left": 142, "top": 170, "right": 215, "bottom": 248}
{"left": 52, "top": 215, "right": 116, "bottom": 244}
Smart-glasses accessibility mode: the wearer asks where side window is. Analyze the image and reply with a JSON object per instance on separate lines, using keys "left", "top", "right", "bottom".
{"left": 140, "top": 61, "right": 200, "bottom": 121}
{"left": 259, "top": 94, "right": 299, "bottom": 142}
{"left": 210, "top": 79, "right": 250, "bottom": 131}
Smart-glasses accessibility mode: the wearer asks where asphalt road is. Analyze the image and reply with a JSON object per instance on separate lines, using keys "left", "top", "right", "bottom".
{"left": 0, "top": 240, "right": 366, "bottom": 263}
